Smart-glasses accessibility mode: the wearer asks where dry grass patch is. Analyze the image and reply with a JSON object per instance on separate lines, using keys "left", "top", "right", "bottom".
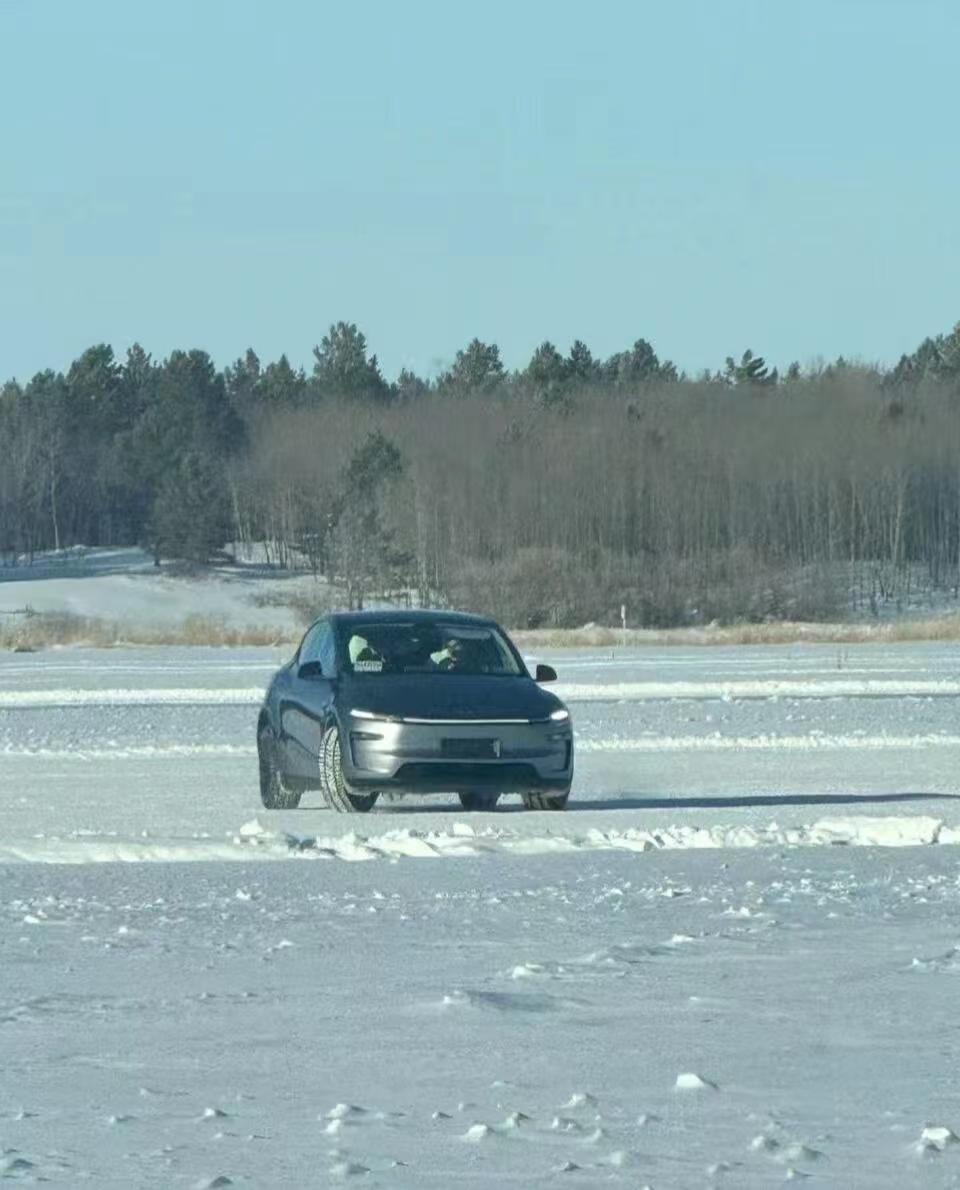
{"left": 0, "top": 612, "right": 295, "bottom": 651}
{"left": 513, "top": 615, "right": 960, "bottom": 649}
{"left": 7, "top": 609, "right": 960, "bottom": 653}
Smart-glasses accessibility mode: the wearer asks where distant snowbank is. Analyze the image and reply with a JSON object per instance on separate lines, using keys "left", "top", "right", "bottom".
{"left": 6, "top": 676, "right": 960, "bottom": 710}
{"left": 557, "top": 678, "right": 960, "bottom": 701}
{"left": 578, "top": 733, "right": 960, "bottom": 752}
{"left": 2, "top": 814, "right": 958, "bottom": 864}
{"left": 0, "top": 743, "right": 257, "bottom": 760}
{"left": 0, "top": 687, "right": 265, "bottom": 708}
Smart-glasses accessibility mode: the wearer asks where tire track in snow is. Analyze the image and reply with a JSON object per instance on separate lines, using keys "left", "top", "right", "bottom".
{"left": 6, "top": 677, "right": 960, "bottom": 709}
{"left": 6, "top": 734, "right": 960, "bottom": 759}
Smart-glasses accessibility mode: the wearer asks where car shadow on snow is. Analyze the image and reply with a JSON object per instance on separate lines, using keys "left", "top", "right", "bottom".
{"left": 307, "top": 790, "right": 960, "bottom": 815}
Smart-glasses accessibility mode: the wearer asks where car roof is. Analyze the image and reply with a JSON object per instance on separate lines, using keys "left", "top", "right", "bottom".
{"left": 329, "top": 608, "right": 496, "bottom": 628}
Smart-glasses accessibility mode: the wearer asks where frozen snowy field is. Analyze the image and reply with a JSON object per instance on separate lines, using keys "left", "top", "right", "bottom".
{"left": 4, "top": 643, "right": 960, "bottom": 1186}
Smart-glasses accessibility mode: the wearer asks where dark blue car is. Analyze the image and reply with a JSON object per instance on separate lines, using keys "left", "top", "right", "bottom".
{"left": 257, "top": 609, "right": 573, "bottom": 812}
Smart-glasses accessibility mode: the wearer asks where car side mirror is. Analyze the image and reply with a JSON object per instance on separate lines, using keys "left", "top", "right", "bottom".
{"left": 535, "top": 663, "right": 557, "bottom": 683}
{"left": 298, "top": 660, "right": 326, "bottom": 680}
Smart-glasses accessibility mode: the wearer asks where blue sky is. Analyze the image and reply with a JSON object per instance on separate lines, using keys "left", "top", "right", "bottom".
{"left": 2, "top": 0, "right": 957, "bottom": 382}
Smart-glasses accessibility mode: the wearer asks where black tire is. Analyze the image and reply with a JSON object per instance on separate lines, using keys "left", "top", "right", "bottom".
{"left": 319, "top": 724, "right": 379, "bottom": 813}
{"left": 521, "top": 788, "right": 570, "bottom": 811}
{"left": 457, "top": 791, "right": 501, "bottom": 811}
{"left": 258, "top": 729, "right": 302, "bottom": 809}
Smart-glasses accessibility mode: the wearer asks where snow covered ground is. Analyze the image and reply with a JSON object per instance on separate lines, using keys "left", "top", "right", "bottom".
{"left": 4, "top": 643, "right": 960, "bottom": 1186}
{"left": 0, "top": 547, "right": 307, "bottom": 632}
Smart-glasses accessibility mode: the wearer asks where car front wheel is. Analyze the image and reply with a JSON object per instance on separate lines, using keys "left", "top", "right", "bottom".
{"left": 319, "top": 725, "right": 379, "bottom": 813}
{"left": 258, "top": 729, "right": 302, "bottom": 809}
{"left": 521, "top": 788, "right": 570, "bottom": 811}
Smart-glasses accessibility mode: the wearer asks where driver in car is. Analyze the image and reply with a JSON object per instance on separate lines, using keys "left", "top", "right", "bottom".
{"left": 432, "top": 637, "right": 465, "bottom": 671}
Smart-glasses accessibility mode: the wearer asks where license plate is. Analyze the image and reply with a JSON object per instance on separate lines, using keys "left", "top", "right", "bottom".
{"left": 441, "top": 738, "right": 499, "bottom": 759}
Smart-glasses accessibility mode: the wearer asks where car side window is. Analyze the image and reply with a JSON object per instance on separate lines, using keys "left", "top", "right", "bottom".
{"left": 318, "top": 623, "right": 338, "bottom": 676}
{"left": 299, "top": 620, "right": 335, "bottom": 674}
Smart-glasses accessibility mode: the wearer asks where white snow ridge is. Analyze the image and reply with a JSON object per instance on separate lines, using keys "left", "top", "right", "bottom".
{"left": 5, "top": 813, "right": 958, "bottom": 865}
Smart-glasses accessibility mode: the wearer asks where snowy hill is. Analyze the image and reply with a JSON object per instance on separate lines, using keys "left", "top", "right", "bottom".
{"left": 0, "top": 546, "right": 318, "bottom": 636}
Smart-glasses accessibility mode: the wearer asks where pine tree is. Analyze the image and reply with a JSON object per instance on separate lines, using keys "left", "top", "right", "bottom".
{"left": 392, "top": 368, "right": 430, "bottom": 401}
{"left": 567, "top": 340, "right": 597, "bottom": 384}
{"left": 312, "top": 322, "right": 388, "bottom": 402}
{"left": 260, "top": 355, "right": 307, "bottom": 406}
{"left": 328, "top": 432, "right": 410, "bottom": 607}
{"left": 525, "top": 341, "right": 569, "bottom": 406}
{"left": 604, "top": 339, "right": 677, "bottom": 388}
{"left": 151, "top": 452, "right": 232, "bottom": 563}
{"left": 225, "top": 349, "right": 262, "bottom": 417}
{"left": 724, "top": 349, "right": 777, "bottom": 387}
{"left": 438, "top": 338, "right": 505, "bottom": 395}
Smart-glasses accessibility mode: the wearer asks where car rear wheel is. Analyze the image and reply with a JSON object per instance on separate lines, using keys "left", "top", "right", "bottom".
{"left": 319, "top": 725, "right": 379, "bottom": 813}
{"left": 521, "top": 788, "right": 570, "bottom": 811}
{"left": 457, "top": 791, "right": 500, "bottom": 811}
{"left": 258, "top": 729, "right": 302, "bottom": 809}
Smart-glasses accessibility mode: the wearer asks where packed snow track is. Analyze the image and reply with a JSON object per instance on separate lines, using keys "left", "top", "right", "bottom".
{"left": 4, "top": 643, "right": 960, "bottom": 1186}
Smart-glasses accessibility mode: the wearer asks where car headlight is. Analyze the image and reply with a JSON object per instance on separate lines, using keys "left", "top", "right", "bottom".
{"left": 350, "top": 708, "right": 400, "bottom": 723}
{"left": 549, "top": 708, "right": 570, "bottom": 722}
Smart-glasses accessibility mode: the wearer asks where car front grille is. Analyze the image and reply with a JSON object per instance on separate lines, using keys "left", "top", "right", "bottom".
{"left": 393, "top": 762, "right": 539, "bottom": 786}
{"left": 440, "top": 738, "right": 499, "bottom": 759}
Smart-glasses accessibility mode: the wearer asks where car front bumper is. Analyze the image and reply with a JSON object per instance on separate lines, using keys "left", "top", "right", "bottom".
{"left": 343, "top": 716, "right": 574, "bottom": 794}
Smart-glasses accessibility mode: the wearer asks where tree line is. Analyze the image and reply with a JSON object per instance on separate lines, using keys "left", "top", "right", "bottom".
{"left": 2, "top": 320, "right": 960, "bottom": 626}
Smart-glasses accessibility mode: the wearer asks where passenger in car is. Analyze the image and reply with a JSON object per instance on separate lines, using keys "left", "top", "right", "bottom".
{"left": 348, "top": 634, "right": 383, "bottom": 669}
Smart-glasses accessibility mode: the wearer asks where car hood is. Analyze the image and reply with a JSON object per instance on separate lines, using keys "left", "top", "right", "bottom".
{"left": 338, "top": 674, "right": 563, "bottom": 721}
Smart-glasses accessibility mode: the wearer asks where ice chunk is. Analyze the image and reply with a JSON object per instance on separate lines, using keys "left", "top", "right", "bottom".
{"left": 562, "top": 1091, "right": 598, "bottom": 1110}
{"left": 920, "top": 1124, "right": 958, "bottom": 1151}
{"left": 462, "top": 1123, "right": 493, "bottom": 1142}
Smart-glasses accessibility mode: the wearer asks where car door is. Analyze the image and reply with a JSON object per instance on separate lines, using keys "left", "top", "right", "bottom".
{"left": 279, "top": 619, "right": 337, "bottom": 781}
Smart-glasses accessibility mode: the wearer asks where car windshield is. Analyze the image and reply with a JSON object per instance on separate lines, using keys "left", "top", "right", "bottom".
{"left": 338, "top": 620, "right": 523, "bottom": 677}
